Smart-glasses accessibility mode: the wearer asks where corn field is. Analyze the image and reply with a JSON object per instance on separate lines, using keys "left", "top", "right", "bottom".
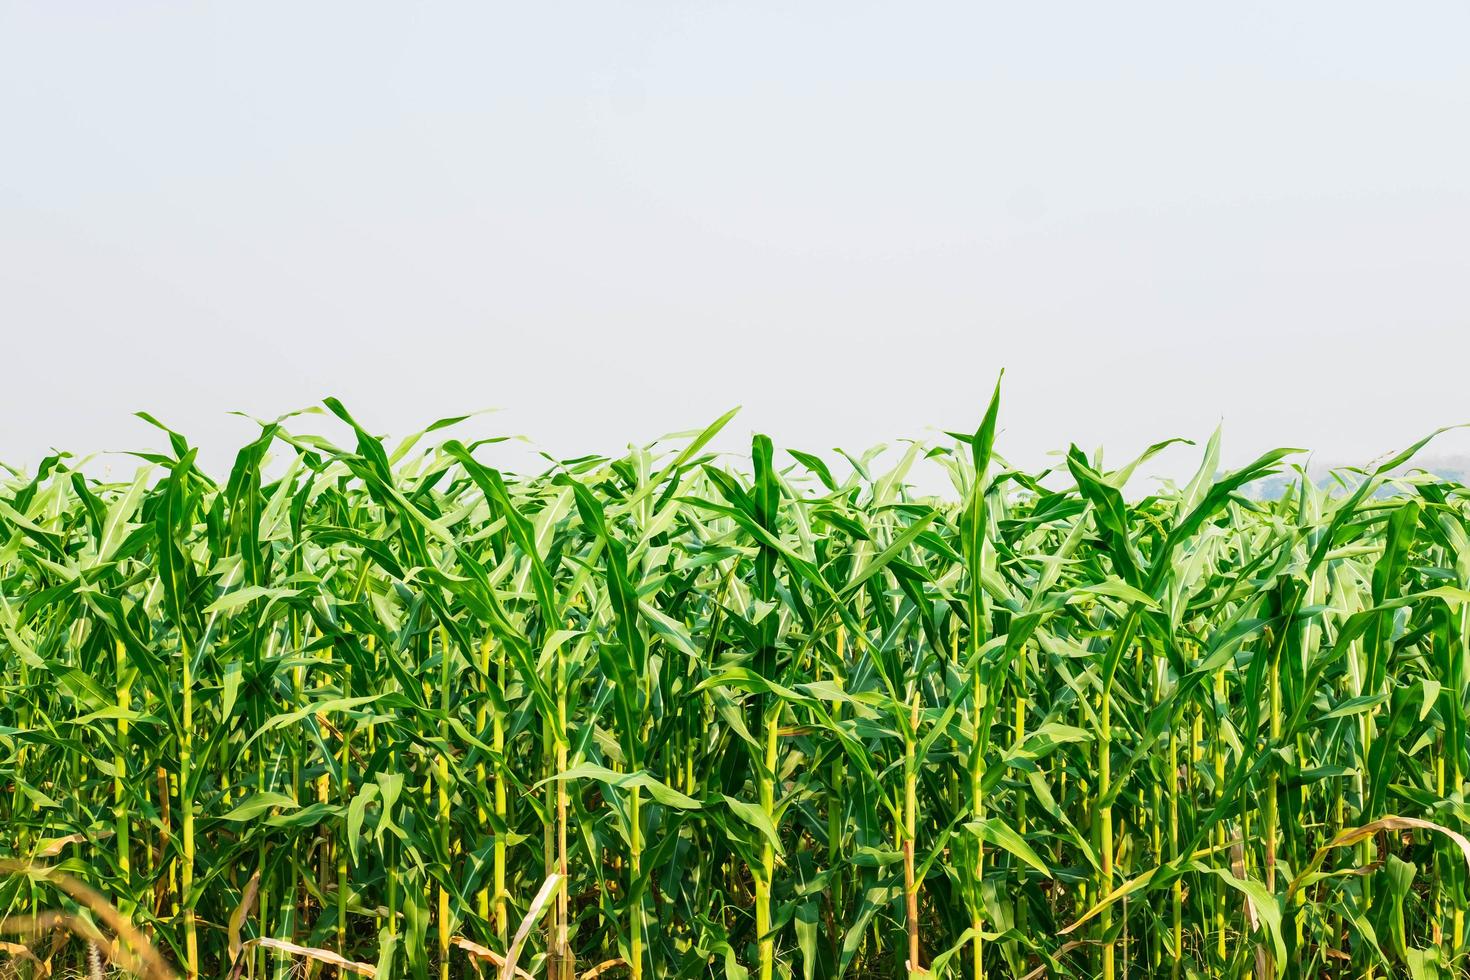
{"left": 4, "top": 390, "right": 1470, "bottom": 980}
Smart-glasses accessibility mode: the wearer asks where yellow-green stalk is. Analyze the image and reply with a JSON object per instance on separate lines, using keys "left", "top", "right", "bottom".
{"left": 114, "top": 638, "right": 131, "bottom": 903}
{"left": 756, "top": 703, "right": 779, "bottom": 980}
{"left": 437, "top": 626, "right": 452, "bottom": 980}
{"left": 181, "top": 634, "right": 198, "bottom": 979}
{"left": 1099, "top": 678, "right": 1115, "bottom": 980}
{"left": 1014, "top": 643, "right": 1028, "bottom": 943}
{"left": 630, "top": 782, "right": 644, "bottom": 980}
{"left": 553, "top": 630, "right": 572, "bottom": 980}
{"left": 1213, "top": 665, "right": 1227, "bottom": 970}
{"left": 494, "top": 636, "right": 508, "bottom": 946}
{"left": 904, "top": 690, "right": 922, "bottom": 978}
{"left": 829, "top": 625, "right": 848, "bottom": 952}
{"left": 1265, "top": 628, "right": 1281, "bottom": 936}
{"left": 338, "top": 658, "right": 352, "bottom": 954}
{"left": 475, "top": 635, "right": 492, "bottom": 927}
{"left": 971, "top": 663, "right": 986, "bottom": 980}
{"left": 1169, "top": 722, "right": 1182, "bottom": 980}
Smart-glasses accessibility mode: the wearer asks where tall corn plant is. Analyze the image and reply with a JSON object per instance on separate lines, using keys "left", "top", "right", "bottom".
{"left": 5, "top": 402, "right": 1470, "bottom": 980}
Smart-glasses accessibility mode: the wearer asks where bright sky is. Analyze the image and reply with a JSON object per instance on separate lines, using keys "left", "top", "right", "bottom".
{"left": 3, "top": 3, "right": 1469, "bottom": 485}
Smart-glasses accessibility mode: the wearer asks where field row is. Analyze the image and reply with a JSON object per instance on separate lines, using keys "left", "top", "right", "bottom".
{"left": 2, "top": 394, "right": 1467, "bottom": 979}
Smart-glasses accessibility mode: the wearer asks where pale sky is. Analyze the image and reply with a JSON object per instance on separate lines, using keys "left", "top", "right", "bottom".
{"left": 3, "top": 3, "right": 1469, "bottom": 484}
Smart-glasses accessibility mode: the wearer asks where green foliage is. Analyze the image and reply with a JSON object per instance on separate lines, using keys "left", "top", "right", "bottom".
{"left": 2, "top": 402, "right": 1470, "bottom": 980}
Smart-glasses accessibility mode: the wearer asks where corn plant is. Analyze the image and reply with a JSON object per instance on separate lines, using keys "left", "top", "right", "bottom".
{"left": 2, "top": 396, "right": 1470, "bottom": 980}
